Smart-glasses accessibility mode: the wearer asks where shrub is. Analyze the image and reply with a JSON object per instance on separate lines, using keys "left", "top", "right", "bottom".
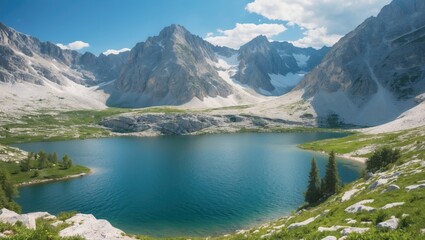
{"left": 366, "top": 147, "right": 401, "bottom": 173}
{"left": 375, "top": 211, "right": 388, "bottom": 225}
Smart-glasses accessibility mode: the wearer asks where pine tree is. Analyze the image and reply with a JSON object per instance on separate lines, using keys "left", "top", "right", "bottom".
{"left": 62, "top": 155, "right": 73, "bottom": 169}
{"left": 323, "top": 151, "right": 340, "bottom": 196}
{"left": 305, "top": 158, "right": 321, "bottom": 204}
{"left": 38, "top": 151, "right": 49, "bottom": 169}
{"left": 0, "top": 169, "right": 20, "bottom": 212}
{"left": 20, "top": 154, "right": 31, "bottom": 172}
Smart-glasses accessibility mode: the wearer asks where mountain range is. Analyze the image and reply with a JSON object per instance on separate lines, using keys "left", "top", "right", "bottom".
{"left": 0, "top": 0, "right": 424, "bottom": 127}
{"left": 0, "top": 22, "right": 327, "bottom": 108}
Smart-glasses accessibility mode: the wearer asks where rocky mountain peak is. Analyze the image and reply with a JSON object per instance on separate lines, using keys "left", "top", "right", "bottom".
{"left": 158, "top": 24, "right": 189, "bottom": 38}
{"left": 240, "top": 35, "right": 270, "bottom": 53}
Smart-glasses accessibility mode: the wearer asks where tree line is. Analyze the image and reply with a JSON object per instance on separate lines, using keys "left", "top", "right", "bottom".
{"left": 20, "top": 151, "right": 73, "bottom": 172}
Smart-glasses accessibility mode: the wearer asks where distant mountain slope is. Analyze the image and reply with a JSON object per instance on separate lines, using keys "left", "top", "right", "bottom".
{"left": 290, "top": 0, "right": 425, "bottom": 126}
{"left": 107, "top": 25, "right": 234, "bottom": 107}
{"left": 0, "top": 22, "right": 128, "bottom": 86}
{"left": 235, "top": 36, "right": 329, "bottom": 95}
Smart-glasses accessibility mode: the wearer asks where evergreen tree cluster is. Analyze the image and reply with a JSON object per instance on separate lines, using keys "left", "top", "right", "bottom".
{"left": 0, "top": 169, "right": 20, "bottom": 212}
{"left": 305, "top": 151, "right": 340, "bottom": 204}
{"left": 20, "top": 151, "right": 73, "bottom": 171}
{"left": 366, "top": 147, "right": 401, "bottom": 173}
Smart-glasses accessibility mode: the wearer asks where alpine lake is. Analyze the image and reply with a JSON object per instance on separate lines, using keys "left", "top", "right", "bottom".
{"left": 12, "top": 132, "right": 362, "bottom": 237}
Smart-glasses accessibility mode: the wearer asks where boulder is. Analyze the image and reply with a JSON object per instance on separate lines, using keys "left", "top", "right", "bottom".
{"left": 318, "top": 226, "right": 349, "bottom": 232}
{"left": 381, "top": 202, "right": 405, "bottom": 210}
{"left": 0, "top": 208, "right": 36, "bottom": 229}
{"left": 369, "top": 179, "right": 389, "bottom": 189}
{"left": 273, "top": 224, "right": 285, "bottom": 229}
{"left": 261, "top": 232, "right": 273, "bottom": 238}
{"left": 345, "top": 200, "right": 375, "bottom": 213}
{"left": 321, "top": 236, "right": 337, "bottom": 240}
{"left": 377, "top": 216, "right": 399, "bottom": 230}
{"left": 287, "top": 217, "right": 316, "bottom": 229}
{"left": 60, "top": 214, "right": 135, "bottom": 240}
{"left": 345, "top": 218, "right": 357, "bottom": 224}
{"left": 341, "top": 189, "right": 361, "bottom": 202}
{"left": 405, "top": 184, "right": 425, "bottom": 191}
{"left": 340, "top": 227, "right": 370, "bottom": 236}
{"left": 384, "top": 184, "right": 400, "bottom": 192}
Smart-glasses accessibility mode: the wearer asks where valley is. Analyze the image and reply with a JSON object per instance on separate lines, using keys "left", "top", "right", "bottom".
{"left": 0, "top": 0, "right": 424, "bottom": 239}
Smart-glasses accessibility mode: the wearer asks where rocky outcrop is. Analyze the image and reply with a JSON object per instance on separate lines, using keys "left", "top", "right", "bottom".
{"left": 405, "top": 183, "right": 425, "bottom": 190}
{"left": 340, "top": 227, "right": 370, "bottom": 236}
{"left": 59, "top": 214, "right": 135, "bottom": 240}
{"left": 101, "top": 113, "right": 301, "bottom": 135}
{"left": 345, "top": 199, "right": 375, "bottom": 213}
{"left": 0, "top": 208, "right": 54, "bottom": 230}
{"left": 0, "top": 209, "right": 134, "bottom": 240}
{"left": 381, "top": 202, "right": 405, "bottom": 210}
{"left": 377, "top": 216, "right": 399, "bottom": 230}
{"left": 287, "top": 210, "right": 329, "bottom": 229}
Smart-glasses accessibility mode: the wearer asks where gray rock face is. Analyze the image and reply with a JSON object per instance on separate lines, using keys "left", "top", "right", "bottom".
{"left": 294, "top": 0, "right": 425, "bottom": 124}
{"left": 235, "top": 36, "right": 329, "bottom": 94}
{"left": 0, "top": 22, "right": 128, "bottom": 86}
{"left": 108, "top": 25, "right": 233, "bottom": 107}
{"left": 101, "top": 113, "right": 300, "bottom": 135}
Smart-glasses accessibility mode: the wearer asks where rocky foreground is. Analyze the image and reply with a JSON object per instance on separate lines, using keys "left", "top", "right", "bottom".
{"left": 0, "top": 208, "right": 134, "bottom": 239}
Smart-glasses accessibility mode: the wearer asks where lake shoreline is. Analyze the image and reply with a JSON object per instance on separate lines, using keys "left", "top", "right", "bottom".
{"left": 300, "top": 148, "right": 367, "bottom": 164}
{"left": 17, "top": 171, "right": 91, "bottom": 187}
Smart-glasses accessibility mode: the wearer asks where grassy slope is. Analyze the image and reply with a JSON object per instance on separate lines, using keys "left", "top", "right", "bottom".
{"left": 300, "top": 126, "right": 425, "bottom": 160}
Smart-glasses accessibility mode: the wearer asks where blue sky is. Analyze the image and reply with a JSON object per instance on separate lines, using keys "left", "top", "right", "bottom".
{"left": 0, "top": 0, "right": 391, "bottom": 55}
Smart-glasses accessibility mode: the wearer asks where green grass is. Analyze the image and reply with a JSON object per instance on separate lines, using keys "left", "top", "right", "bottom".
{"left": 0, "top": 161, "right": 90, "bottom": 185}
{"left": 299, "top": 126, "right": 425, "bottom": 160}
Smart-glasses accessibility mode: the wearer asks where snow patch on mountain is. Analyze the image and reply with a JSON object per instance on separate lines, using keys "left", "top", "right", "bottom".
{"left": 293, "top": 54, "right": 309, "bottom": 68}
{"left": 185, "top": 54, "right": 271, "bottom": 109}
{"left": 268, "top": 73, "right": 305, "bottom": 95}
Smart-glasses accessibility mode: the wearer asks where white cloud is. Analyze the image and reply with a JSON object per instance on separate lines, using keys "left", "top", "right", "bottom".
{"left": 291, "top": 27, "right": 342, "bottom": 49}
{"left": 246, "top": 0, "right": 391, "bottom": 48}
{"left": 56, "top": 41, "right": 90, "bottom": 50}
{"left": 205, "top": 23, "right": 287, "bottom": 49}
{"left": 102, "top": 48, "right": 131, "bottom": 56}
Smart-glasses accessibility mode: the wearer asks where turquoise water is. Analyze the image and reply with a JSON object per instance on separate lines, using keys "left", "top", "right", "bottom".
{"left": 13, "top": 133, "right": 362, "bottom": 237}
